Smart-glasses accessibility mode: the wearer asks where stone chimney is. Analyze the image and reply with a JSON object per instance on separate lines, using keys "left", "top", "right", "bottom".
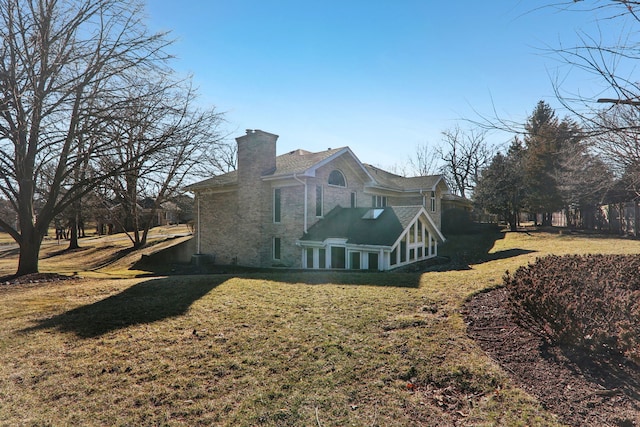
{"left": 236, "top": 129, "right": 278, "bottom": 182}
{"left": 234, "top": 129, "right": 278, "bottom": 267}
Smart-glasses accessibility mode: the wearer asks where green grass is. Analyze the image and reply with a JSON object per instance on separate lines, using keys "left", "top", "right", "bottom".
{"left": 1, "top": 226, "right": 640, "bottom": 425}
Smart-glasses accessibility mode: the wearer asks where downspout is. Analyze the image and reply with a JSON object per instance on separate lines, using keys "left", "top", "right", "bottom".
{"left": 196, "top": 193, "right": 201, "bottom": 254}
{"left": 293, "top": 173, "right": 308, "bottom": 233}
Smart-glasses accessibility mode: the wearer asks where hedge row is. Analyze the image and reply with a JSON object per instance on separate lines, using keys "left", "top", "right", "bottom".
{"left": 505, "top": 254, "right": 640, "bottom": 364}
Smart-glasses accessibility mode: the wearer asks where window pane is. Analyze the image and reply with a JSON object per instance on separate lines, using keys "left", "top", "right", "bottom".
{"left": 319, "top": 249, "right": 326, "bottom": 268}
{"left": 368, "top": 253, "right": 379, "bottom": 270}
{"left": 331, "top": 247, "right": 345, "bottom": 269}
{"left": 328, "top": 170, "right": 346, "bottom": 186}
{"left": 306, "top": 248, "right": 314, "bottom": 268}
{"left": 273, "top": 237, "right": 281, "bottom": 260}
{"left": 274, "top": 188, "right": 281, "bottom": 222}
{"left": 350, "top": 252, "right": 360, "bottom": 269}
{"left": 316, "top": 185, "right": 323, "bottom": 216}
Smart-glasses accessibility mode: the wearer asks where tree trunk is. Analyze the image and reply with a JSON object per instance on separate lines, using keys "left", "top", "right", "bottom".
{"left": 510, "top": 213, "right": 518, "bottom": 231}
{"left": 67, "top": 198, "right": 82, "bottom": 250}
{"left": 68, "top": 214, "right": 79, "bottom": 250}
{"left": 16, "top": 228, "right": 43, "bottom": 276}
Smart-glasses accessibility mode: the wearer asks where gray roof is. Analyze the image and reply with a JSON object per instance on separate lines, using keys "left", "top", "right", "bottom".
{"left": 186, "top": 148, "right": 346, "bottom": 190}
{"left": 364, "top": 164, "right": 442, "bottom": 191}
{"left": 300, "top": 206, "right": 423, "bottom": 246}
{"left": 271, "top": 147, "right": 346, "bottom": 177}
{"left": 185, "top": 170, "right": 238, "bottom": 190}
{"left": 187, "top": 147, "right": 444, "bottom": 192}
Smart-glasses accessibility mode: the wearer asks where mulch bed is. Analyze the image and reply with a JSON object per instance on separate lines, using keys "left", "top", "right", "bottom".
{"left": 463, "top": 287, "right": 640, "bottom": 427}
{"left": 0, "top": 273, "right": 80, "bottom": 286}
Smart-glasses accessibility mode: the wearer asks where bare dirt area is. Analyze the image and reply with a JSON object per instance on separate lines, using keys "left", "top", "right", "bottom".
{"left": 463, "top": 287, "right": 640, "bottom": 427}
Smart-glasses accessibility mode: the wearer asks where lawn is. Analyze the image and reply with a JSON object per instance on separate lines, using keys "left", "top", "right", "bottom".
{"left": 1, "top": 227, "right": 640, "bottom": 425}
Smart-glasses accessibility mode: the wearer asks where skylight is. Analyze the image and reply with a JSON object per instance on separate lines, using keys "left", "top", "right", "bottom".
{"left": 362, "top": 208, "right": 384, "bottom": 220}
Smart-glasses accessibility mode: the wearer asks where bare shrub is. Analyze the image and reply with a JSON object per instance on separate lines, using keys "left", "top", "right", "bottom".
{"left": 505, "top": 254, "right": 640, "bottom": 364}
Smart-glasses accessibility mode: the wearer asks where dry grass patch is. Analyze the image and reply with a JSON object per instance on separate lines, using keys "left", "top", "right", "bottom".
{"left": 0, "top": 225, "right": 191, "bottom": 279}
{"left": 1, "top": 227, "right": 640, "bottom": 425}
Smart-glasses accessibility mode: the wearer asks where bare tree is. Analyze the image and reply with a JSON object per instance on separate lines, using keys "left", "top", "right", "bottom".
{"left": 408, "top": 143, "right": 441, "bottom": 176}
{"left": 590, "top": 104, "right": 640, "bottom": 195}
{"left": 0, "top": 0, "right": 175, "bottom": 276}
{"left": 438, "top": 125, "right": 492, "bottom": 198}
{"left": 205, "top": 138, "right": 237, "bottom": 175}
{"left": 549, "top": 1, "right": 640, "bottom": 205}
{"left": 98, "top": 77, "right": 225, "bottom": 248}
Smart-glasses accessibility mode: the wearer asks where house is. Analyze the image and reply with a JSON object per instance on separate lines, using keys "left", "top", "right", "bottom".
{"left": 186, "top": 129, "right": 448, "bottom": 270}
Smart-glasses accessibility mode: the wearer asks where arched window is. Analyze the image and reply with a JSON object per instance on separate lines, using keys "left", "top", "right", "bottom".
{"left": 328, "top": 170, "right": 346, "bottom": 187}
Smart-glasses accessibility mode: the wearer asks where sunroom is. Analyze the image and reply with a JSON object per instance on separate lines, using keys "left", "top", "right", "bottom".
{"left": 297, "top": 206, "right": 445, "bottom": 271}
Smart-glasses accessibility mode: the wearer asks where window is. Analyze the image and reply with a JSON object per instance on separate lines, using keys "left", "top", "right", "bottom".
{"left": 319, "top": 248, "right": 326, "bottom": 268}
{"left": 331, "top": 247, "right": 345, "bottom": 269}
{"left": 306, "top": 248, "right": 314, "bottom": 268}
{"left": 350, "top": 192, "right": 357, "bottom": 208}
{"left": 362, "top": 208, "right": 384, "bottom": 219}
{"left": 316, "top": 185, "right": 323, "bottom": 217}
{"left": 273, "top": 188, "right": 281, "bottom": 223}
{"left": 430, "top": 191, "right": 436, "bottom": 212}
{"left": 372, "top": 195, "right": 387, "bottom": 207}
{"left": 368, "top": 253, "right": 379, "bottom": 270}
{"left": 417, "top": 221, "right": 423, "bottom": 242}
{"left": 349, "top": 251, "right": 361, "bottom": 269}
{"left": 328, "top": 170, "right": 346, "bottom": 187}
{"left": 273, "top": 237, "right": 281, "bottom": 260}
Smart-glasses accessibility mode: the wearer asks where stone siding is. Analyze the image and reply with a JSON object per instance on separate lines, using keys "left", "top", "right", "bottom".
{"left": 197, "top": 190, "right": 239, "bottom": 264}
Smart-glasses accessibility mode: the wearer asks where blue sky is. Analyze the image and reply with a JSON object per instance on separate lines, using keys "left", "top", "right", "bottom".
{"left": 145, "top": 1, "right": 618, "bottom": 171}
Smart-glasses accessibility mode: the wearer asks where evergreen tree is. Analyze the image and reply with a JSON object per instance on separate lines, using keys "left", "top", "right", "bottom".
{"left": 474, "top": 139, "right": 526, "bottom": 231}
{"left": 523, "top": 101, "right": 582, "bottom": 225}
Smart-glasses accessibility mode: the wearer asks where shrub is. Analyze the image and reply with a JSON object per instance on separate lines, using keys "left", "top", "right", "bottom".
{"left": 505, "top": 254, "right": 640, "bottom": 364}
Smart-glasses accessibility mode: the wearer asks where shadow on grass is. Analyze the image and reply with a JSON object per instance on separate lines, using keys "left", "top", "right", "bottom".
{"left": 485, "top": 248, "right": 537, "bottom": 261}
{"left": 428, "top": 224, "right": 536, "bottom": 271}
{"left": 23, "top": 276, "right": 227, "bottom": 338}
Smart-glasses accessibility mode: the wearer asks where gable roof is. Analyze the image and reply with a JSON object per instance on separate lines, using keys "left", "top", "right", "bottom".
{"left": 186, "top": 146, "right": 373, "bottom": 190}
{"left": 186, "top": 146, "right": 446, "bottom": 193}
{"left": 364, "top": 164, "right": 444, "bottom": 191}
{"left": 264, "top": 146, "right": 376, "bottom": 182}
{"left": 299, "top": 206, "right": 427, "bottom": 247}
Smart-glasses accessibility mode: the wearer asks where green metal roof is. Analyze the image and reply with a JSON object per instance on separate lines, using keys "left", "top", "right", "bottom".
{"left": 300, "top": 206, "right": 424, "bottom": 246}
